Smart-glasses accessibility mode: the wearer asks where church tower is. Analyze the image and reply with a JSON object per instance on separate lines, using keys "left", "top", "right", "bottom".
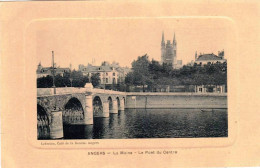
{"left": 172, "top": 32, "right": 177, "bottom": 66}
{"left": 161, "top": 31, "right": 166, "bottom": 64}
{"left": 161, "top": 31, "right": 177, "bottom": 67}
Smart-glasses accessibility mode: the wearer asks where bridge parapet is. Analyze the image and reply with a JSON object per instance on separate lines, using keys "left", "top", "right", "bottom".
{"left": 37, "top": 87, "right": 88, "bottom": 97}
{"left": 37, "top": 83, "right": 126, "bottom": 97}
{"left": 91, "top": 88, "right": 126, "bottom": 96}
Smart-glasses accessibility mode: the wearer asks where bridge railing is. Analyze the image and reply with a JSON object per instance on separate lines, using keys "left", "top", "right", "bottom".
{"left": 91, "top": 88, "right": 126, "bottom": 95}
{"left": 37, "top": 87, "right": 87, "bottom": 96}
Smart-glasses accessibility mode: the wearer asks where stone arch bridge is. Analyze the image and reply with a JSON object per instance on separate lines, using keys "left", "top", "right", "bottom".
{"left": 37, "top": 84, "right": 126, "bottom": 139}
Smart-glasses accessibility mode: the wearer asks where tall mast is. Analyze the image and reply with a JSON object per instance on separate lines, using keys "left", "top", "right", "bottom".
{"left": 52, "top": 51, "right": 56, "bottom": 94}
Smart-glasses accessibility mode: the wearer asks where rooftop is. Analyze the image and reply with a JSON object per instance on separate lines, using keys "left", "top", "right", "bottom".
{"left": 196, "top": 53, "right": 224, "bottom": 61}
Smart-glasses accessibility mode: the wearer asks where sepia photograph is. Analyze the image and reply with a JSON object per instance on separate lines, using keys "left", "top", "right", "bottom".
{"left": 2, "top": 1, "right": 260, "bottom": 167}
{"left": 35, "top": 19, "right": 228, "bottom": 140}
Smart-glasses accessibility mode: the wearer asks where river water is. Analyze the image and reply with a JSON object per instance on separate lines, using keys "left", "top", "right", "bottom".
{"left": 63, "top": 108, "right": 228, "bottom": 139}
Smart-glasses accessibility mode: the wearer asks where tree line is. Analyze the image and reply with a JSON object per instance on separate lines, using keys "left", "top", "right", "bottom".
{"left": 37, "top": 54, "right": 227, "bottom": 92}
{"left": 125, "top": 54, "right": 227, "bottom": 92}
{"left": 37, "top": 70, "right": 100, "bottom": 88}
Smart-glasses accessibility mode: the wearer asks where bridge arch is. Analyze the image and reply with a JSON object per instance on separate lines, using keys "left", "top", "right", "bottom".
{"left": 93, "top": 96, "right": 103, "bottom": 117}
{"left": 63, "top": 97, "right": 84, "bottom": 125}
{"left": 116, "top": 97, "right": 120, "bottom": 109}
{"left": 108, "top": 96, "right": 113, "bottom": 112}
{"left": 37, "top": 104, "right": 50, "bottom": 139}
{"left": 122, "top": 97, "right": 125, "bottom": 107}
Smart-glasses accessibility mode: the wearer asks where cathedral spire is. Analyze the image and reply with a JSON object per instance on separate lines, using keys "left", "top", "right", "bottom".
{"left": 173, "top": 32, "right": 176, "bottom": 42}
{"left": 161, "top": 31, "right": 165, "bottom": 45}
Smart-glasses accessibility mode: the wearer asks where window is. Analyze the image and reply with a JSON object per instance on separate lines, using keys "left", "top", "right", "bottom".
{"left": 106, "top": 73, "right": 108, "bottom": 76}
{"left": 199, "top": 88, "right": 202, "bottom": 92}
{"left": 208, "top": 87, "right": 214, "bottom": 92}
{"left": 113, "top": 72, "right": 115, "bottom": 76}
{"left": 106, "top": 78, "right": 108, "bottom": 83}
{"left": 113, "top": 78, "right": 116, "bottom": 84}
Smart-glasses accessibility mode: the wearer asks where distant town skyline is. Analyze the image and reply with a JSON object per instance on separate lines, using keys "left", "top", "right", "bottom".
{"left": 27, "top": 18, "right": 232, "bottom": 69}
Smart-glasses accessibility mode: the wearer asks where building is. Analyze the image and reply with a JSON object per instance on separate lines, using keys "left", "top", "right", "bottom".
{"left": 36, "top": 62, "right": 71, "bottom": 78}
{"left": 176, "top": 60, "right": 183, "bottom": 69}
{"left": 194, "top": 50, "right": 226, "bottom": 65}
{"left": 161, "top": 31, "right": 182, "bottom": 69}
{"left": 195, "top": 85, "right": 226, "bottom": 93}
{"left": 78, "top": 62, "right": 131, "bottom": 86}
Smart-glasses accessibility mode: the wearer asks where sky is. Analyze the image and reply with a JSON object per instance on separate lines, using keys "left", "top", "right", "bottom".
{"left": 29, "top": 18, "right": 232, "bottom": 69}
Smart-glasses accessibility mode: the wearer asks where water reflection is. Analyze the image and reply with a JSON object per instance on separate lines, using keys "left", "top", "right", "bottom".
{"left": 93, "top": 117, "right": 110, "bottom": 139}
{"left": 63, "top": 124, "right": 93, "bottom": 139}
{"left": 37, "top": 105, "right": 50, "bottom": 140}
{"left": 47, "top": 108, "right": 228, "bottom": 139}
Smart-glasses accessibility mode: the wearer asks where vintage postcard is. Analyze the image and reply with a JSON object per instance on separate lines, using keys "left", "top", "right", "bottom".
{"left": 1, "top": 1, "right": 259, "bottom": 167}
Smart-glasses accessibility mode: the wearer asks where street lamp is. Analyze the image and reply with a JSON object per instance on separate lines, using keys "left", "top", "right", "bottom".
{"left": 69, "top": 77, "right": 73, "bottom": 87}
{"left": 52, "top": 51, "right": 57, "bottom": 94}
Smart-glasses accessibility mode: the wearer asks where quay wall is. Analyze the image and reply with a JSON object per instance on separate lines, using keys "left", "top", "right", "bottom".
{"left": 37, "top": 87, "right": 227, "bottom": 109}
{"left": 125, "top": 93, "right": 227, "bottom": 109}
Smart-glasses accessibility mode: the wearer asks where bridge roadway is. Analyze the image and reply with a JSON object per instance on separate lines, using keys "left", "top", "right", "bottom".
{"left": 37, "top": 83, "right": 126, "bottom": 139}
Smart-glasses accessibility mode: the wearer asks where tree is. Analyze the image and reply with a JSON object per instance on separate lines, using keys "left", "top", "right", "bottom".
{"left": 124, "top": 57, "right": 227, "bottom": 92}
{"left": 70, "top": 70, "right": 89, "bottom": 87}
{"left": 37, "top": 75, "right": 53, "bottom": 88}
{"left": 149, "top": 59, "right": 162, "bottom": 80}
{"left": 131, "top": 54, "right": 152, "bottom": 91}
{"left": 37, "top": 70, "right": 91, "bottom": 88}
{"left": 55, "top": 74, "right": 70, "bottom": 87}
{"left": 91, "top": 73, "right": 100, "bottom": 87}
{"left": 124, "top": 72, "right": 133, "bottom": 85}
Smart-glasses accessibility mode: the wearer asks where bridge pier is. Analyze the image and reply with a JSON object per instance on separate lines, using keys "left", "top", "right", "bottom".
{"left": 49, "top": 110, "right": 63, "bottom": 139}
{"left": 102, "top": 102, "right": 109, "bottom": 117}
{"left": 84, "top": 94, "right": 93, "bottom": 125}
{"left": 119, "top": 99, "right": 125, "bottom": 111}
{"left": 111, "top": 100, "right": 118, "bottom": 114}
